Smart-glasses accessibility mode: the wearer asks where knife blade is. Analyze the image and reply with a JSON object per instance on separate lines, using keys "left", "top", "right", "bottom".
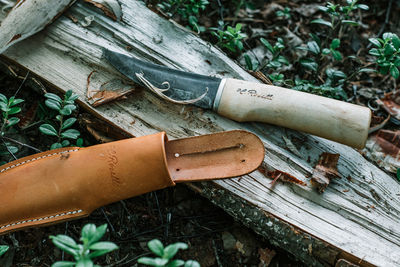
{"left": 103, "top": 49, "right": 371, "bottom": 149}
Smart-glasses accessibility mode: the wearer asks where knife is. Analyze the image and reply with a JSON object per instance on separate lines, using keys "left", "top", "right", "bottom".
{"left": 0, "top": 130, "right": 264, "bottom": 235}
{"left": 104, "top": 49, "right": 372, "bottom": 149}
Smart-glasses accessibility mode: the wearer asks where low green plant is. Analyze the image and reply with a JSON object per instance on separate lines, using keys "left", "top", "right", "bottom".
{"left": 260, "top": 37, "right": 289, "bottom": 69}
{"left": 157, "top": 0, "right": 209, "bottom": 32}
{"left": 138, "top": 239, "right": 200, "bottom": 267}
{"left": 211, "top": 23, "right": 246, "bottom": 53}
{"left": 0, "top": 93, "right": 24, "bottom": 159}
{"left": 276, "top": 6, "right": 291, "bottom": 19}
{"left": 369, "top": 32, "right": 400, "bottom": 79}
{"left": 0, "top": 93, "right": 23, "bottom": 135}
{"left": 243, "top": 53, "right": 258, "bottom": 71}
{"left": 39, "top": 90, "right": 82, "bottom": 150}
{"left": 292, "top": 68, "right": 347, "bottom": 100}
{"left": 50, "top": 223, "right": 118, "bottom": 267}
{"left": 311, "top": 0, "right": 369, "bottom": 30}
{"left": 0, "top": 245, "right": 9, "bottom": 257}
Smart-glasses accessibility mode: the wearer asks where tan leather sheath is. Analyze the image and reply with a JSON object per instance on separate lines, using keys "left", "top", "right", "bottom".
{"left": 0, "top": 130, "right": 264, "bottom": 235}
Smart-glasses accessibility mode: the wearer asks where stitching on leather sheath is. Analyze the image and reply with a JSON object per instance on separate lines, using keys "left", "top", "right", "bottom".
{"left": 0, "top": 209, "right": 84, "bottom": 230}
{"left": 0, "top": 149, "right": 79, "bottom": 174}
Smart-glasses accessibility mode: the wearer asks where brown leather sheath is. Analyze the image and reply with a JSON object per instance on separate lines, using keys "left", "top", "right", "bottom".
{"left": 0, "top": 130, "right": 264, "bottom": 235}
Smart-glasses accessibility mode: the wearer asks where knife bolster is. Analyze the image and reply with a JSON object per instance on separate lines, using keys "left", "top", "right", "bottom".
{"left": 217, "top": 78, "right": 371, "bottom": 148}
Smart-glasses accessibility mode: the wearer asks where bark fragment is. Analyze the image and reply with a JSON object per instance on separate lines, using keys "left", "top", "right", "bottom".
{"left": 363, "top": 129, "right": 400, "bottom": 173}
{"left": 311, "top": 153, "right": 340, "bottom": 193}
{"left": 377, "top": 91, "right": 400, "bottom": 120}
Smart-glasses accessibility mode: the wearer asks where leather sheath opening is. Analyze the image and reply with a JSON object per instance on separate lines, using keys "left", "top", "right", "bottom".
{"left": 165, "top": 130, "right": 265, "bottom": 182}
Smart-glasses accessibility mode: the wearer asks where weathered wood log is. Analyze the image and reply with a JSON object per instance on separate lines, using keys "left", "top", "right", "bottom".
{"left": 0, "top": 0, "right": 76, "bottom": 54}
{"left": 1, "top": 1, "right": 400, "bottom": 266}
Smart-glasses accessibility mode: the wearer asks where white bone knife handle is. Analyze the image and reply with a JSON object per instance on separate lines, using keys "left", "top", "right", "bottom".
{"left": 215, "top": 78, "right": 371, "bottom": 149}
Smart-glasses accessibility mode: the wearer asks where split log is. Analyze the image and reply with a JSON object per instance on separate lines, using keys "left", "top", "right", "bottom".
{"left": 1, "top": 1, "right": 400, "bottom": 266}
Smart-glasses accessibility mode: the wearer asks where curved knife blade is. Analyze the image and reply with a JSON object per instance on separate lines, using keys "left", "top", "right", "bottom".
{"left": 103, "top": 49, "right": 221, "bottom": 109}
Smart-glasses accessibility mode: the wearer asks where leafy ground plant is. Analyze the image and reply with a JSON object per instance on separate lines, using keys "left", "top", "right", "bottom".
{"left": 311, "top": 0, "right": 369, "bottom": 35}
{"left": 211, "top": 23, "right": 246, "bottom": 53}
{"left": 39, "top": 90, "right": 82, "bottom": 149}
{"left": 50, "top": 223, "right": 118, "bottom": 267}
{"left": 157, "top": 0, "right": 209, "bottom": 32}
{"left": 138, "top": 239, "right": 200, "bottom": 267}
{"left": 0, "top": 93, "right": 24, "bottom": 160}
{"left": 0, "top": 245, "right": 9, "bottom": 257}
{"left": 369, "top": 32, "right": 400, "bottom": 79}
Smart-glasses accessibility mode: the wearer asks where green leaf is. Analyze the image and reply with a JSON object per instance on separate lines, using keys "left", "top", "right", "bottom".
{"left": 0, "top": 245, "right": 9, "bottom": 257}
{"left": 359, "top": 68, "right": 376, "bottom": 73}
{"left": 61, "top": 118, "right": 77, "bottom": 130}
{"left": 167, "top": 259, "right": 185, "bottom": 267}
{"left": 60, "top": 104, "right": 76, "bottom": 116}
{"left": 163, "top": 243, "right": 188, "bottom": 259}
{"left": 45, "top": 93, "right": 62, "bottom": 102}
{"left": 392, "top": 35, "right": 400, "bottom": 50}
{"left": 65, "top": 90, "right": 73, "bottom": 100}
{"left": 148, "top": 239, "right": 164, "bottom": 257}
{"left": 81, "top": 224, "right": 97, "bottom": 242}
{"left": 10, "top": 98, "right": 24, "bottom": 106}
{"left": 311, "top": 18, "right": 333, "bottom": 28}
{"left": 341, "top": 20, "right": 359, "bottom": 26}
{"left": 397, "top": 168, "right": 400, "bottom": 181}
{"left": 307, "top": 41, "right": 320, "bottom": 54}
{"left": 299, "top": 59, "right": 318, "bottom": 72}
{"left": 244, "top": 54, "right": 253, "bottom": 70}
{"left": 331, "top": 50, "right": 342, "bottom": 60}
{"left": 268, "top": 60, "right": 281, "bottom": 68}
{"left": 0, "top": 94, "right": 7, "bottom": 104}
{"left": 309, "top": 33, "right": 321, "bottom": 46}
{"left": 138, "top": 257, "right": 169, "bottom": 266}
{"left": 76, "top": 258, "right": 93, "bottom": 267}
{"left": 61, "top": 140, "right": 70, "bottom": 147}
{"left": 260, "top": 38, "right": 274, "bottom": 53}
{"left": 369, "top": 38, "right": 382, "bottom": 48}
{"left": 50, "top": 235, "right": 79, "bottom": 257}
{"left": 330, "top": 38, "right": 340, "bottom": 49}
{"left": 356, "top": 4, "right": 369, "bottom": 10}
{"left": 184, "top": 260, "right": 201, "bottom": 267}
{"left": 61, "top": 129, "right": 80, "bottom": 139}
{"left": 395, "top": 58, "right": 400, "bottom": 67}
{"left": 390, "top": 65, "right": 399, "bottom": 79}
{"left": 322, "top": 48, "right": 331, "bottom": 55}
{"left": 235, "top": 23, "right": 242, "bottom": 31}
{"left": 0, "top": 143, "right": 18, "bottom": 156}
{"left": 89, "top": 242, "right": 118, "bottom": 252}
{"left": 8, "top": 107, "right": 21, "bottom": 115}
{"left": 45, "top": 99, "right": 61, "bottom": 111}
{"left": 383, "top": 32, "right": 395, "bottom": 40}
{"left": 39, "top": 124, "right": 58, "bottom": 137}
{"left": 88, "top": 250, "right": 111, "bottom": 259}
{"left": 6, "top": 117, "right": 20, "bottom": 128}
{"left": 369, "top": 48, "right": 381, "bottom": 56}
{"left": 91, "top": 224, "right": 108, "bottom": 244}
{"left": 52, "top": 261, "right": 76, "bottom": 267}
{"left": 384, "top": 44, "right": 395, "bottom": 56}
{"left": 76, "top": 138, "right": 84, "bottom": 147}
{"left": 277, "top": 55, "right": 289, "bottom": 65}
{"left": 51, "top": 143, "right": 63, "bottom": 150}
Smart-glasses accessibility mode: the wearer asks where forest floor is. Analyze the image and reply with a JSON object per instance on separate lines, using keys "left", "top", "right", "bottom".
{"left": 1, "top": 0, "right": 400, "bottom": 266}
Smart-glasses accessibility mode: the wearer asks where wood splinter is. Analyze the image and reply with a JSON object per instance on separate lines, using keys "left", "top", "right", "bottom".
{"left": 311, "top": 152, "right": 341, "bottom": 193}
